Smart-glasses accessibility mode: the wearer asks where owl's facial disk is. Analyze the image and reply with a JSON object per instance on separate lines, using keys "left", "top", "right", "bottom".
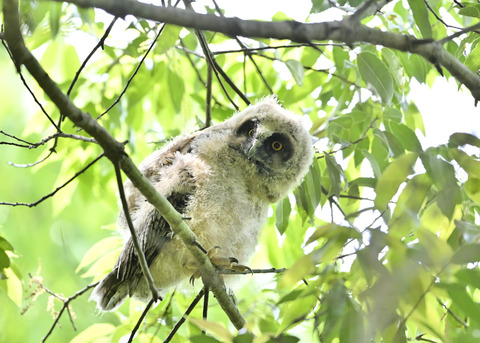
{"left": 235, "top": 118, "right": 295, "bottom": 175}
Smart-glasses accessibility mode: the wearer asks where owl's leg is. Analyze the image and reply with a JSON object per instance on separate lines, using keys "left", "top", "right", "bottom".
{"left": 184, "top": 246, "right": 252, "bottom": 285}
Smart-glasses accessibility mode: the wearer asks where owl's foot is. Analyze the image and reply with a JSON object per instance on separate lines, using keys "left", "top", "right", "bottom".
{"left": 184, "top": 246, "right": 252, "bottom": 285}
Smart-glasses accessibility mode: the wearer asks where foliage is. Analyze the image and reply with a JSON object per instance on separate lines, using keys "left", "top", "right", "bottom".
{"left": 1, "top": 0, "right": 480, "bottom": 342}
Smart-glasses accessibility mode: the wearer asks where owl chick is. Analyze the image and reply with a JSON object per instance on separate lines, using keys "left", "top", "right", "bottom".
{"left": 91, "top": 97, "right": 314, "bottom": 311}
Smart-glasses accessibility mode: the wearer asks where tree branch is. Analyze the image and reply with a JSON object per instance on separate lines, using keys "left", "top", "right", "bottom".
{"left": 55, "top": 0, "right": 480, "bottom": 103}
{"left": 41, "top": 282, "right": 99, "bottom": 343}
{"left": 3, "top": 0, "right": 245, "bottom": 330}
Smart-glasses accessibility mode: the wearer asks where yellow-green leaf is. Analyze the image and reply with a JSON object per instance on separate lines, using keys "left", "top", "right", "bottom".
{"left": 375, "top": 153, "right": 418, "bottom": 210}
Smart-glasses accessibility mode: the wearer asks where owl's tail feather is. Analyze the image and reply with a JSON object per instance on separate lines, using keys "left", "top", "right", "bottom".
{"left": 90, "top": 271, "right": 128, "bottom": 311}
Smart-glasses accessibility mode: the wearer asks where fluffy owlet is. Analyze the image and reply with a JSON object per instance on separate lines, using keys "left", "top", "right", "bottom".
{"left": 91, "top": 97, "right": 314, "bottom": 311}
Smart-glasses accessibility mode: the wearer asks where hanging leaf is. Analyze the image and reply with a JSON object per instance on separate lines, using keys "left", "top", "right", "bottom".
{"left": 407, "top": 0, "right": 432, "bottom": 38}
{"left": 357, "top": 52, "right": 394, "bottom": 104}
{"left": 275, "top": 197, "right": 292, "bottom": 235}
{"left": 285, "top": 59, "right": 305, "bottom": 86}
{"left": 374, "top": 153, "right": 418, "bottom": 210}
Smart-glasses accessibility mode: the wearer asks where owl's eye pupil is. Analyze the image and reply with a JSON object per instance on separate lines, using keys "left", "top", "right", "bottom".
{"left": 272, "top": 141, "right": 283, "bottom": 151}
{"left": 248, "top": 129, "right": 255, "bottom": 137}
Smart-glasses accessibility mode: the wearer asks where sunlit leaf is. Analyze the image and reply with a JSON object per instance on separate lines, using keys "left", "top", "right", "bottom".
{"left": 285, "top": 59, "right": 305, "bottom": 86}
{"left": 374, "top": 153, "right": 418, "bottom": 210}
{"left": 275, "top": 196, "right": 291, "bottom": 235}
{"left": 5, "top": 268, "right": 22, "bottom": 307}
{"left": 189, "top": 318, "right": 233, "bottom": 341}
{"left": 324, "top": 152, "right": 345, "bottom": 196}
{"left": 71, "top": 323, "right": 116, "bottom": 343}
{"left": 407, "top": 0, "right": 432, "bottom": 38}
{"left": 357, "top": 52, "right": 394, "bottom": 104}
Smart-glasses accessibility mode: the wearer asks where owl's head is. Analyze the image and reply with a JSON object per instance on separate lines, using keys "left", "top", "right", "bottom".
{"left": 228, "top": 97, "right": 315, "bottom": 202}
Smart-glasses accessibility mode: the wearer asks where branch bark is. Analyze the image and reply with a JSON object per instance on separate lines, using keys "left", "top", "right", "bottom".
{"left": 2, "top": 0, "right": 245, "bottom": 330}
{"left": 54, "top": 0, "right": 480, "bottom": 103}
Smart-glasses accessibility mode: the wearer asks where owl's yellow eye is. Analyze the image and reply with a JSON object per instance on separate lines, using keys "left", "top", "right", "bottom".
{"left": 248, "top": 129, "right": 255, "bottom": 137}
{"left": 271, "top": 141, "right": 283, "bottom": 151}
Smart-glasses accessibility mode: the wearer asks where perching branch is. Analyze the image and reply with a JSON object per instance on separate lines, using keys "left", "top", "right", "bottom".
{"left": 2, "top": 0, "right": 245, "bottom": 330}
{"left": 55, "top": 0, "right": 480, "bottom": 103}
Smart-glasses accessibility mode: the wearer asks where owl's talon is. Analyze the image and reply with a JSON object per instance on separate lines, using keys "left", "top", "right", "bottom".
{"left": 184, "top": 246, "right": 253, "bottom": 282}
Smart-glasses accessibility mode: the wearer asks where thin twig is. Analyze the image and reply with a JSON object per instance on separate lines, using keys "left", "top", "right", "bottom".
{"left": 114, "top": 162, "right": 160, "bottom": 302}
{"left": 164, "top": 288, "right": 205, "bottom": 343}
{"left": 440, "top": 22, "right": 480, "bottom": 44}
{"left": 424, "top": 0, "right": 463, "bottom": 31}
{"left": 436, "top": 297, "right": 468, "bottom": 327}
{"left": 0, "top": 153, "right": 104, "bottom": 206}
{"left": 218, "top": 267, "right": 287, "bottom": 275}
{"left": 1, "top": 131, "right": 96, "bottom": 150}
{"left": 212, "top": 42, "right": 348, "bottom": 55}
{"left": 42, "top": 282, "right": 99, "bottom": 343}
{"left": 67, "top": 16, "right": 118, "bottom": 97}
{"left": 96, "top": 23, "right": 166, "bottom": 121}
{"left": 146, "top": 290, "right": 176, "bottom": 341}
{"left": 202, "top": 286, "right": 209, "bottom": 335}
{"left": 204, "top": 63, "right": 212, "bottom": 127}
{"left": 128, "top": 299, "right": 155, "bottom": 343}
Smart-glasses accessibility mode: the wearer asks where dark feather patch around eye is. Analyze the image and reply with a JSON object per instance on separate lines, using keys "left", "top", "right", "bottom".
{"left": 237, "top": 118, "right": 258, "bottom": 137}
{"left": 265, "top": 133, "right": 294, "bottom": 161}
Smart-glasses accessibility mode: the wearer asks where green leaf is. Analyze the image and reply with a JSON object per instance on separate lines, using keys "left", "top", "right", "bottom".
{"left": 459, "top": 4, "right": 480, "bottom": 18}
{"left": 71, "top": 323, "right": 116, "bottom": 343}
{"left": 374, "top": 153, "right": 418, "bottom": 210}
{"left": 465, "top": 44, "right": 480, "bottom": 72}
{"left": 451, "top": 244, "right": 480, "bottom": 264}
{"left": 390, "top": 173, "right": 432, "bottom": 237}
{"left": 76, "top": 236, "right": 122, "bottom": 273}
{"left": 465, "top": 177, "right": 480, "bottom": 207}
{"left": 0, "top": 236, "right": 13, "bottom": 251}
{"left": 388, "top": 122, "right": 423, "bottom": 153}
{"left": 48, "top": 2, "right": 62, "bottom": 38}
{"left": 357, "top": 52, "right": 394, "bottom": 104}
{"left": 275, "top": 197, "right": 291, "bottom": 235}
{"left": 407, "top": 0, "right": 432, "bottom": 38}
{"left": 285, "top": 59, "right": 305, "bottom": 86}
{"left": 156, "top": 24, "right": 182, "bottom": 54}
{"left": 0, "top": 249, "right": 9, "bottom": 269}
{"left": 167, "top": 68, "right": 185, "bottom": 113}
{"left": 5, "top": 267, "right": 22, "bottom": 307}
{"left": 449, "top": 132, "right": 480, "bottom": 148}
{"left": 451, "top": 149, "right": 480, "bottom": 179}
{"left": 324, "top": 152, "right": 345, "bottom": 197}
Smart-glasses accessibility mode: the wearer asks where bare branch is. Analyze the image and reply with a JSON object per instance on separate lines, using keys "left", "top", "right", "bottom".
{"left": 55, "top": 0, "right": 480, "bottom": 102}
{"left": 128, "top": 299, "right": 155, "bottom": 343}
{"left": 218, "top": 267, "right": 286, "bottom": 275}
{"left": 164, "top": 289, "right": 205, "bottom": 343}
{"left": 1, "top": 131, "right": 96, "bottom": 150}
{"left": 41, "top": 282, "right": 99, "bottom": 343}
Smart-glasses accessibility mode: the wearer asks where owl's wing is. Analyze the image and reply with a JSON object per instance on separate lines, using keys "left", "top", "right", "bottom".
{"left": 91, "top": 133, "right": 200, "bottom": 311}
